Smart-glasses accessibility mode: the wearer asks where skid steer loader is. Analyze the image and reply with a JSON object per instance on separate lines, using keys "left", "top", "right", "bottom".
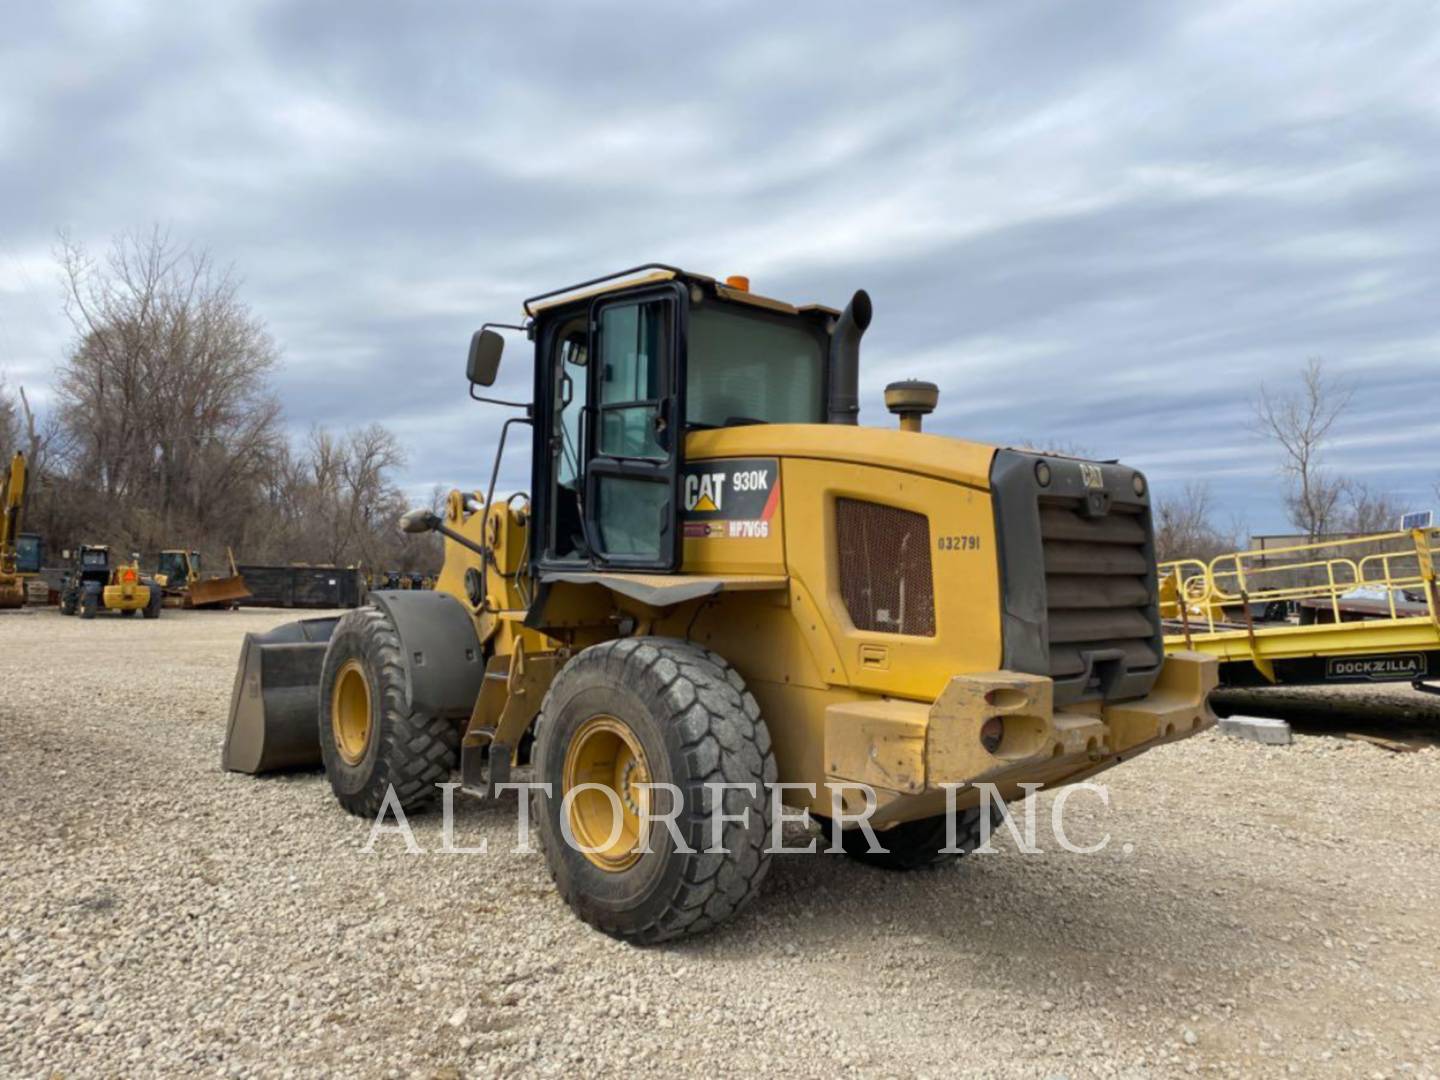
{"left": 224, "top": 265, "right": 1217, "bottom": 943}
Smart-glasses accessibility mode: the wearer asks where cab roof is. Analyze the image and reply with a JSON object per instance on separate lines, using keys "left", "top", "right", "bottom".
{"left": 523, "top": 263, "right": 840, "bottom": 320}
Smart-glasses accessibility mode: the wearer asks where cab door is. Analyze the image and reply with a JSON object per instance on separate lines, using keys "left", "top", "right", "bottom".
{"left": 583, "top": 284, "right": 686, "bottom": 570}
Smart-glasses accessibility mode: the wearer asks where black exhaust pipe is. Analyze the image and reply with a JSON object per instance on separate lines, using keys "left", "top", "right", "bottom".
{"left": 827, "top": 289, "right": 872, "bottom": 425}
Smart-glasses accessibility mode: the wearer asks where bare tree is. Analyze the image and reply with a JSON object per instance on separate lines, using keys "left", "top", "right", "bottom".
{"left": 1253, "top": 359, "right": 1352, "bottom": 541}
{"left": 1153, "top": 481, "right": 1240, "bottom": 564}
{"left": 20, "top": 228, "right": 428, "bottom": 575}
{"left": 1014, "top": 438, "right": 1098, "bottom": 459}
{"left": 1339, "top": 479, "right": 1401, "bottom": 535}
{"left": 18, "top": 387, "right": 64, "bottom": 480}
{"left": 339, "top": 424, "right": 407, "bottom": 572}
{"left": 0, "top": 381, "right": 77, "bottom": 550}
{"left": 54, "top": 228, "right": 283, "bottom": 550}
{"left": 0, "top": 375, "right": 16, "bottom": 455}
{"left": 278, "top": 424, "right": 411, "bottom": 570}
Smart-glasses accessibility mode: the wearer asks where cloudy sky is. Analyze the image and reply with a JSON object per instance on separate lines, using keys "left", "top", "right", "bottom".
{"left": 2, "top": 1, "right": 1437, "bottom": 534}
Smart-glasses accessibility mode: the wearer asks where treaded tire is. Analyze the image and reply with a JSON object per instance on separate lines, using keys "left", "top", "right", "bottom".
{"left": 79, "top": 590, "right": 98, "bottom": 620}
{"left": 142, "top": 585, "right": 162, "bottom": 619}
{"left": 828, "top": 801, "right": 1003, "bottom": 871}
{"left": 60, "top": 591, "right": 76, "bottom": 616}
{"left": 531, "top": 637, "right": 777, "bottom": 944}
{"left": 317, "top": 606, "right": 461, "bottom": 819}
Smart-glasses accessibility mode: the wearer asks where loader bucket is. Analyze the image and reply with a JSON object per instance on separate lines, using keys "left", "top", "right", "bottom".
{"left": 189, "top": 572, "right": 252, "bottom": 608}
{"left": 222, "top": 616, "right": 339, "bottom": 773}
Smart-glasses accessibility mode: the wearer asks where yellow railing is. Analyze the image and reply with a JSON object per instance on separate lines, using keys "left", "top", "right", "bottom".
{"left": 1159, "top": 527, "right": 1440, "bottom": 636}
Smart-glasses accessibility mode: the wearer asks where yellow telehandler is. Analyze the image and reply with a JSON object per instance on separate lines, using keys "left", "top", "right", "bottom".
{"left": 59, "top": 545, "right": 163, "bottom": 619}
{"left": 224, "top": 265, "right": 1216, "bottom": 942}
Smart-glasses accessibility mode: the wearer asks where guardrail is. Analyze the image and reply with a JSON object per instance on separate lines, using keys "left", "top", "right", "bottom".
{"left": 1159, "top": 527, "right": 1440, "bottom": 636}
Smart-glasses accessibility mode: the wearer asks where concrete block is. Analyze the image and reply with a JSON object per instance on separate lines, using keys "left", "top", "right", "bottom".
{"left": 1217, "top": 715, "right": 1293, "bottom": 746}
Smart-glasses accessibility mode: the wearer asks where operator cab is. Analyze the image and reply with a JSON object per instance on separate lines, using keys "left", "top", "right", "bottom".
{"left": 156, "top": 549, "right": 199, "bottom": 585}
{"left": 462, "top": 265, "right": 868, "bottom": 576}
{"left": 15, "top": 533, "right": 42, "bottom": 575}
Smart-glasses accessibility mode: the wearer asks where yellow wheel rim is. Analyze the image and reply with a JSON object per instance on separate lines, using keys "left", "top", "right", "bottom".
{"left": 562, "top": 715, "right": 652, "bottom": 872}
{"left": 331, "top": 659, "right": 373, "bottom": 766}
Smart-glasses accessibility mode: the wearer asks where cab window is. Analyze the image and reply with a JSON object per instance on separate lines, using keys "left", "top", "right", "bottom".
{"left": 686, "top": 303, "right": 825, "bottom": 428}
{"left": 596, "top": 301, "right": 667, "bottom": 459}
{"left": 549, "top": 324, "right": 590, "bottom": 560}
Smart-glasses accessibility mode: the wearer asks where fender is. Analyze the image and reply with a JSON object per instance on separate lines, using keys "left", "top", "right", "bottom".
{"left": 367, "top": 589, "right": 485, "bottom": 718}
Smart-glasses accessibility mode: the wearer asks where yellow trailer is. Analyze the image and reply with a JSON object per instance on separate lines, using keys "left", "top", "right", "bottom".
{"left": 1161, "top": 527, "right": 1440, "bottom": 688}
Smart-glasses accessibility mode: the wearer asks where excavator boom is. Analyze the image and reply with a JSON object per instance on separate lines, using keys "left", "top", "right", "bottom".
{"left": 0, "top": 452, "right": 27, "bottom": 608}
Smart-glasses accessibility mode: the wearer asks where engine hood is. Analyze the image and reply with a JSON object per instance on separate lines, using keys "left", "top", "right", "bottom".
{"left": 684, "top": 423, "right": 995, "bottom": 491}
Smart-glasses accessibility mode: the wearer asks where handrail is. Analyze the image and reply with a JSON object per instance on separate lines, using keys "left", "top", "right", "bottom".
{"left": 1159, "top": 527, "right": 1440, "bottom": 635}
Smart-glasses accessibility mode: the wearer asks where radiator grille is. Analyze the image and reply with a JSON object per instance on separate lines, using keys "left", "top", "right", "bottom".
{"left": 1039, "top": 498, "right": 1160, "bottom": 688}
{"left": 836, "top": 499, "right": 936, "bottom": 636}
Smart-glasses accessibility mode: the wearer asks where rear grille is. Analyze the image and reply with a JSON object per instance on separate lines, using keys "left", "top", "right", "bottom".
{"left": 990, "top": 449, "right": 1163, "bottom": 706}
{"left": 1039, "top": 497, "right": 1161, "bottom": 692}
{"left": 836, "top": 498, "right": 936, "bottom": 636}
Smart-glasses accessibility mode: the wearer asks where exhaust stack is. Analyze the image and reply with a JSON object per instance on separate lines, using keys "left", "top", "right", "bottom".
{"left": 826, "top": 289, "right": 872, "bottom": 425}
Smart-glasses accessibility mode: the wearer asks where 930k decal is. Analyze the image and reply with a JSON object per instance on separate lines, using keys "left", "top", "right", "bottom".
{"left": 682, "top": 458, "right": 780, "bottom": 539}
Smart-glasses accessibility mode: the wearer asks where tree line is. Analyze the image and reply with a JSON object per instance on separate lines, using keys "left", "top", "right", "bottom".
{"left": 2, "top": 229, "right": 1413, "bottom": 575}
{"left": 1, "top": 229, "right": 439, "bottom": 575}
{"left": 1152, "top": 358, "right": 1408, "bottom": 564}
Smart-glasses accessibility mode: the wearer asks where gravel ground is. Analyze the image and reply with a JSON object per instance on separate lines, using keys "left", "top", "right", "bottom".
{"left": 2, "top": 607, "right": 1439, "bottom": 1079}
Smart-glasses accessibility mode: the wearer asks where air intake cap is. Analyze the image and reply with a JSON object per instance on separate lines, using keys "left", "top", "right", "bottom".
{"left": 884, "top": 380, "right": 940, "bottom": 432}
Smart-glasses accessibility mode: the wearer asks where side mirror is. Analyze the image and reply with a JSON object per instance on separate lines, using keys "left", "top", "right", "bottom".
{"left": 467, "top": 329, "right": 504, "bottom": 387}
{"left": 399, "top": 508, "right": 441, "bottom": 535}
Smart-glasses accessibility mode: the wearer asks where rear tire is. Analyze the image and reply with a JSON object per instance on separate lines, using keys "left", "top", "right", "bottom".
{"left": 317, "top": 606, "right": 461, "bottom": 818}
{"left": 142, "top": 585, "right": 162, "bottom": 619}
{"left": 828, "top": 801, "right": 1002, "bottom": 871}
{"left": 531, "top": 637, "right": 776, "bottom": 944}
{"left": 60, "top": 592, "right": 76, "bottom": 616}
{"left": 79, "top": 590, "right": 98, "bottom": 620}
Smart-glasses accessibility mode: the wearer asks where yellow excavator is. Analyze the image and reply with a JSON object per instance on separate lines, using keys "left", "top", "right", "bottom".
{"left": 224, "top": 265, "right": 1216, "bottom": 943}
{"left": 0, "top": 451, "right": 27, "bottom": 609}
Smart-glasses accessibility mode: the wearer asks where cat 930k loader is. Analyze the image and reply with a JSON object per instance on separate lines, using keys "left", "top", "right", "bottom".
{"left": 223, "top": 265, "right": 1217, "bottom": 943}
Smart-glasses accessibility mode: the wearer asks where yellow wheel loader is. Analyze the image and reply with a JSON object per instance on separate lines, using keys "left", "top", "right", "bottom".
{"left": 224, "top": 265, "right": 1216, "bottom": 943}
{"left": 154, "top": 547, "right": 251, "bottom": 608}
{"left": 0, "top": 451, "right": 28, "bottom": 609}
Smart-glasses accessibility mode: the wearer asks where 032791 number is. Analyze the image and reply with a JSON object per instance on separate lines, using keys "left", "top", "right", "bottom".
{"left": 938, "top": 534, "right": 981, "bottom": 551}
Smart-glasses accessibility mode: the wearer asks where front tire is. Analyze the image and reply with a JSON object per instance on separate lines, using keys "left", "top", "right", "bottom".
{"left": 317, "top": 607, "right": 461, "bottom": 818}
{"left": 79, "top": 590, "right": 98, "bottom": 620}
{"left": 531, "top": 637, "right": 777, "bottom": 944}
{"left": 142, "top": 585, "right": 162, "bottom": 619}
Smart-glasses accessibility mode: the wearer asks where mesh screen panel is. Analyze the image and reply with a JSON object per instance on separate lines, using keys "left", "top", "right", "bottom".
{"left": 836, "top": 499, "right": 936, "bottom": 636}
